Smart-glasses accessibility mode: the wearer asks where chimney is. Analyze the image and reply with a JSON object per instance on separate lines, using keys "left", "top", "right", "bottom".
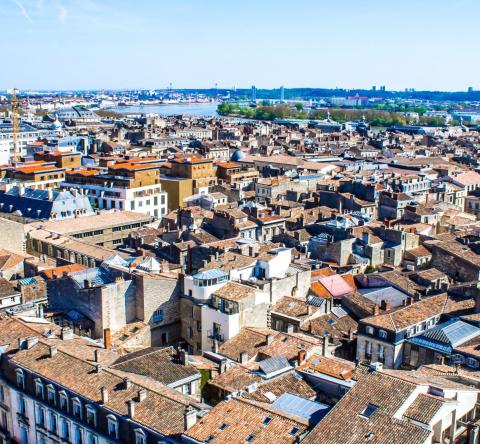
{"left": 84, "top": 279, "right": 90, "bottom": 288}
{"left": 95, "top": 364, "right": 102, "bottom": 373}
{"left": 94, "top": 349, "right": 100, "bottom": 362}
{"left": 266, "top": 334, "right": 274, "bottom": 345}
{"left": 123, "top": 378, "right": 132, "bottom": 390}
{"left": 406, "top": 296, "right": 414, "bottom": 306}
{"left": 26, "top": 336, "right": 38, "bottom": 349}
{"left": 373, "top": 305, "right": 380, "bottom": 316}
{"left": 137, "top": 389, "right": 147, "bottom": 402}
{"left": 239, "top": 351, "right": 248, "bottom": 364}
{"left": 297, "top": 349, "right": 306, "bottom": 366}
{"left": 49, "top": 345, "right": 58, "bottom": 358}
{"left": 180, "top": 350, "right": 189, "bottom": 366}
{"left": 322, "top": 336, "right": 328, "bottom": 357}
{"left": 127, "top": 400, "right": 135, "bottom": 419}
{"left": 184, "top": 406, "right": 197, "bottom": 430}
{"left": 19, "top": 185, "right": 25, "bottom": 196}
{"left": 104, "top": 328, "right": 111, "bottom": 350}
{"left": 101, "top": 387, "right": 108, "bottom": 404}
{"left": 60, "top": 327, "right": 73, "bottom": 340}
{"left": 219, "top": 359, "right": 227, "bottom": 374}
{"left": 348, "top": 328, "right": 355, "bottom": 341}
{"left": 307, "top": 305, "right": 313, "bottom": 316}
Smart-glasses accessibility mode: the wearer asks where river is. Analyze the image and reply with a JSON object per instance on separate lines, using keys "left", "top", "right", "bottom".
{"left": 108, "top": 102, "right": 219, "bottom": 116}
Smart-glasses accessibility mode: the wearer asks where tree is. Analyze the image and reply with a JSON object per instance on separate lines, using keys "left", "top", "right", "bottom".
{"left": 294, "top": 103, "right": 303, "bottom": 111}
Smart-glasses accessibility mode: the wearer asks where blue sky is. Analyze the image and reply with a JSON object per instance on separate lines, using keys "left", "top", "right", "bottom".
{"left": 0, "top": 0, "right": 479, "bottom": 91}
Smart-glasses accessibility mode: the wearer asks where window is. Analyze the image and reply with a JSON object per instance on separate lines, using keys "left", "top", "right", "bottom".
{"left": 378, "top": 344, "right": 385, "bottom": 363}
{"left": 21, "top": 426, "right": 28, "bottom": 444}
{"left": 0, "top": 385, "right": 4, "bottom": 402}
{"left": 36, "top": 406, "right": 45, "bottom": 428}
{"left": 153, "top": 309, "right": 164, "bottom": 323}
{"left": 73, "top": 398, "right": 82, "bottom": 419}
{"left": 365, "top": 341, "right": 372, "bottom": 359}
{"left": 130, "top": 201, "right": 135, "bottom": 210}
{"left": 35, "top": 379, "right": 44, "bottom": 398}
{"left": 62, "top": 418, "right": 70, "bottom": 441}
{"left": 59, "top": 391, "right": 68, "bottom": 411}
{"left": 262, "top": 417, "right": 272, "bottom": 426}
{"left": 359, "top": 403, "right": 379, "bottom": 419}
{"left": 219, "top": 423, "right": 228, "bottom": 431}
{"left": 467, "top": 358, "right": 479, "bottom": 369}
{"left": 107, "top": 415, "right": 118, "bottom": 439}
{"left": 366, "top": 326, "right": 374, "bottom": 335}
{"left": 16, "top": 369, "right": 25, "bottom": 389}
{"left": 18, "top": 395, "right": 26, "bottom": 416}
{"left": 135, "top": 429, "right": 146, "bottom": 444}
{"left": 75, "top": 426, "right": 83, "bottom": 444}
{"left": 86, "top": 406, "right": 96, "bottom": 426}
{"left": 47, "top": 385, "right": 56, "bottom": 404}
{"left": 87, "top": 433, "right": 97, "bottom": 444}
{"left": 246, "top": 434, "right": 256, "bottom": 442}
{"left": 290, "top": 427, "right": 299, "bottom": 436}
{"left": 49, "top": 411, "right": 58, "bottom": 434}
{"left": 378, "top": 330, "right": 387, "bottom": 340}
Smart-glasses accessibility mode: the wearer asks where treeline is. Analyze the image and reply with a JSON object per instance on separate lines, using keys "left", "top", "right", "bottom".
{"left": 217, "top": 104, "right": 447, "bottom": 126}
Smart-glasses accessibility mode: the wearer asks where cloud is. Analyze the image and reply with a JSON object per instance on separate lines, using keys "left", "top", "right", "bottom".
{"left": 11, "top": 0, "right": 33, "bottom": 22}
{"left": 57, "top": 4, "right": 68, "bottom": 24}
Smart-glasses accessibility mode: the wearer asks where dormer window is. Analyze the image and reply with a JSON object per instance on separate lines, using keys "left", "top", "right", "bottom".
{"left": 366, "top": 326, "right": 374, "bottom": 335}
{"left": 134, "top": 429, "right": 146, "bottom": 444}
{"left": 16, "top": 369, "right": 25, "bottom": 389}
{"left": 107, "top": 415, "right": 118, "bottom": 439}
{"left": 47, "top": 384, "right": 56, "bottom": 404}
{"left": 86, "top": 405, "right": 96, "bottom": 426}
{"left": 73, "top": 398, "right": 82, "bottom": 419}
{"left": 378, "top": 330, "right": 387, "bottom": 340}
{"left": 35, "top": 379, "right": 44, "bottom": 398}
{"left": 59, "top": 391, "right": 68, "bottom": 411}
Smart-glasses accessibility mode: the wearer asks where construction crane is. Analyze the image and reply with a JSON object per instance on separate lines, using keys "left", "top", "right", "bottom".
{"left": 10, "top": 88, "right": 20, "bottom": 164}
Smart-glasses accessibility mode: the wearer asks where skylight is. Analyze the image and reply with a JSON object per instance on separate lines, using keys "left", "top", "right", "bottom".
{"left": 246, "top": 434, "right": 256, "bottom": 442}
{"left": 359, "top": 403, "right": 379, "bottom": 419}
{"left": 290, "top": 427, "right": 299, "bottom": 436}
{"left": 263, "top": 417, "right": 272, "bottom": 425}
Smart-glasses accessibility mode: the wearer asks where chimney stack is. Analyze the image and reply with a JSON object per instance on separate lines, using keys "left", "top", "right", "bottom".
{"left": 127, "top": 400, "right": 135, "bottom": 419}
{"left": 101, "top": 387, "right": 108, "bottom": 404}
{"left": 184, "top": 406, "right": 197, "bottom": 430}
{"left": 239, "top": 351, "right": 248, "bottom": 364}
{"left": 49, "top": 345, "right": 58, "bottom": 358}
{"left": 373, "top": 305, "right": 380, "bottom": 316}
{"left": 123, "top": 378, "right": 132, "bottom": 390}
{"left": 94, "top": 350, "right": 100, "bottom": 363}
{"left": 297, "top": 349, "right": 306, "bottom": 366}
{"left": 95, "top": 364, "right": 102, "bottom": 373}
{"left": 219, "top": 359, "right": 227, "bottom": 374}
{"left": 61, "top": 327, "right": 73, "bottom": 340}
{"left": 180, "top": 350, "right": 189, "bottom": 366}
{"left": 138, "top": 389, "right": 147, "bottom": 402}
{"left": 266, "top": 334, "right": 274, "bottom": 345}
{"left": 322, "top": 336, "right": 328, "bottom": 357}
{"left": 104, "top": 328, "right": 111, "bottom": 350}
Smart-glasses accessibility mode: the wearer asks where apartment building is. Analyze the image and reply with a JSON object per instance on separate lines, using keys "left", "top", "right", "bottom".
{"left": 62, "top": 159, "right": 168, "bottom": 219}
{"left": 0, "top": 317, "right": 203, "bottom": 444}
{"left": 1, "top": 163, "right": 66, "bottom": 191}
{"left": 168, "top": 156, "right": 217, "bottom": 195}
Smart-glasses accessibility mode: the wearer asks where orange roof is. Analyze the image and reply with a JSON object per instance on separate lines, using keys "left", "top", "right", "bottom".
{"left": 216, "top": 161, "right": 240, "bottom": 169}
{"left": 66, "top": 169, "right": 98, "bottom": 176}
{"left": 41, "top": 264, "right": 86, "bottom": 279}
{"left": 15, "top": 165, "right": 64, "bottom": 174}
{"left": 341, "top": 274, "right": 357, "bottom": 291}
{"left": 310, "top": 281, "right": 332, "bottom": 298}
{"left": 171, "top": 155, "right": 210, "bottom": 164}
{"left": 311, "top": 268, "right": 336, "bottom": 279}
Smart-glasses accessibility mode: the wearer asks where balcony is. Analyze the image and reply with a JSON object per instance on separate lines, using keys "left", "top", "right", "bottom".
{"left": 207, "top": 330, "right": 225, "bottom": 342}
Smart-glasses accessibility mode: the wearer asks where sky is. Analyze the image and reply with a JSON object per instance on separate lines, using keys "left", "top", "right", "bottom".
{"left": 0, "top": 0, "right": 479, "bottom": 91}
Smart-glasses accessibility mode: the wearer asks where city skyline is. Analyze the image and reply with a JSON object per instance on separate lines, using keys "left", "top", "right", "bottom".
{"left": 1, "top": 0, "right": 479, "bottom": 91}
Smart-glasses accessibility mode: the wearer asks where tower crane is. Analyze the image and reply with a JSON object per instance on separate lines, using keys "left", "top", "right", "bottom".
{"left": 10, "top": 88, "right": 20, "bottom": 164}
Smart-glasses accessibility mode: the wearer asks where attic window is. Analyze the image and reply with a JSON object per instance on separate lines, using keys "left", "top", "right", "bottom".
{"left": 359, "top": 404, "right": 379, "bottom": 419}
{"left": 219, "top": 423, "right": 228, "bottom": 430}
{"left": 290, "top": 427, "right": 299, "bottom": 436}
{"left": 246, "top": 435, "right": 256, "bottom": 442}
{"left": 263, "top": 417, "right": 272, "bottom": 426}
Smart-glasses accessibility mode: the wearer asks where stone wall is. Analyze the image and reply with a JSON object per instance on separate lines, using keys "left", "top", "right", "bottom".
{"left": 0, "top": 218, "right": 26, "bottom": 252}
